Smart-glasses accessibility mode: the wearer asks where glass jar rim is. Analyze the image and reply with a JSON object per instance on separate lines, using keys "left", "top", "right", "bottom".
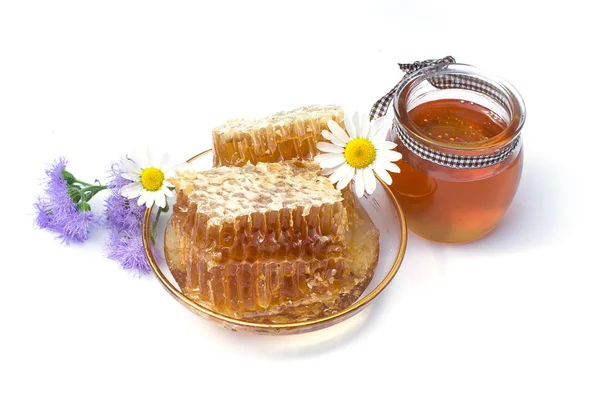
{"left": 392, "top": 63, "right": 526, "bottom": 153}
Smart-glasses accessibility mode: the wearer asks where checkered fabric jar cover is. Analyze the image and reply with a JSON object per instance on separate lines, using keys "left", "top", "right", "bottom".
{"left": 370, "top": 56, "right": 521, "bottom": 169}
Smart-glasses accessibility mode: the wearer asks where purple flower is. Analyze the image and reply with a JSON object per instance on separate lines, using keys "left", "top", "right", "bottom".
{"left": 58, "top": 209, "right": 98, "bottom": 244}
{"left": 106, "top": 161, "right": 146, "bottom": 231}
{"left": 106, "top": 229, "right": 151, "bottom": 274}
{"left": 34, "top": 158, "right": 99, "bottom": 244}
{"left": 105, "top": 159, "right": 159, "bottom": 275}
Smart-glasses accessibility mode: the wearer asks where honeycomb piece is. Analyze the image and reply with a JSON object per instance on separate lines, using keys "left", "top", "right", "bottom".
{"left": 211, "top": 105, "right": 344, "bottom": 167}
{"left": 165, "top": 161, "right": 380, "bottom": 323}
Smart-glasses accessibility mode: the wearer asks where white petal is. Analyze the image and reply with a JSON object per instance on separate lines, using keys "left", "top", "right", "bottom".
{"left": 160, "top": 153, "right": 170, "bottom": 169}
{"left": 360, "top": 113, "right": 370, "bottom": 138}
{"left": 344, "top": 113, "right": 357, "bottom": 139}
{"left": 155, "top": 192, "right": 166, "bottom": 209}
{"left": 375, "top": 141, "right": 397, "bottom": 150}
{"left": 322, "top": 130, "right": 347, "bottom": 147}
{"left": 145, "top": 192, "right": 157, "bottom": 208}
{"left": 354, "top": 168, "right": 365, "bottom": 198}
{"left": 121, "top": 172, "right": 140, "bottom": 182}
{"left": 373, "top": 122, "right": 393, "bottom": 142}
{"left": 370, "top": 117, "right": 384, "bottom": 132}
{"left": 369, "top": 127, "right": 384, "bottom": 143}
{"left": 366, "top": 127, "right": 377, "bottom": 141}
{"left": 352, "top": 113, "right": 361, "bottom": 138}
{"left": 369, "top": 118, "right": 387, "bottom": 140}
{"left": 145, "top": 147, "right": 154, "bottom": 168}
{"left": 315, "top": 153, "right": 343, "bottom": 161}
{"left": 123, "top": 160, "right": 142, "bottom": 175}
{"left": 165, "top": 162, "right": 185, "bottom": 175}
{"left": 137, "top": 191, "right": 150, "bottom": 206}
{"left": 315, "top": 153, "right": 346, "bottom": 169}
{"left": 132, "top": 155, "right": 148, "bottom": 170}
{"left": 377, "top": 149, "right": 402, "bottom": 162}
{"left": 328, "top": 164, "right": 349, "bottom": 184}
{"left": 316, "top": 142, "right": 345, "bottom": 153}
{"left": 337, "top": 166, "right": 355, "bottom": 190}
{"left": 164, "top": 180, "right": 175, "bottom": 188}
{"left": 378, "top": 126, "right": 393, "bottom": 142}
{"left": 364, "top": 167, "right": 377, "bottom": 194}
{"left": 329, "top": 163, "right": 352, "bottom": 184}
{"left": 127, "top": 147, "right": 147, "bottom": 167}
{"left": 327, "top": 120, "right": 350, "bottom": 143}
{"left": 373, "top": 163, "right": 393, "bottom": 185}
{"left": 121, "top": 183, "right": 144, "bottom": 198}
{"left": 373, "top": 159, "right": 401, "bottom": 173}
{"left": 162, "top": 185, "right": 174, "bottom": 197}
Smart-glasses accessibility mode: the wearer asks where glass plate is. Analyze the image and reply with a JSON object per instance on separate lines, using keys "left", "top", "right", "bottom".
{"left": 142, "top": 150, "right": 407, "bottom": 334}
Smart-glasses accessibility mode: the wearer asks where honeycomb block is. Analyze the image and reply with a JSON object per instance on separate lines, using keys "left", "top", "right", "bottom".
{"left": 212, "top": 105, "right": 344, "bottom": 167}
{"left": 165, "top": 161, "right": 380, "bottom": 323}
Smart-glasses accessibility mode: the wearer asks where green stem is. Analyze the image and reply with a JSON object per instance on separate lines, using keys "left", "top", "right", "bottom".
{"left": 150, "top": 210, "right": 161, "bottom": 244}
{"left": 73, "top": 179, "right": 94, "bottom": 187}
{"left": 79, "top": 185, "right": 108, "bottom": 203}
{"left": 150, "top": 202, "right": 170, "bottom": 245}
{"left": 62, "top": 169, "right": 109, "bottom": 210}
{"left": 78, "top": 185, "right": 108, "bottom": 192}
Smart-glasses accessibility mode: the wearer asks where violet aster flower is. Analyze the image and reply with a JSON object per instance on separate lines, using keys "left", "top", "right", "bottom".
{"left": 106, "top": 229, "right": 153, "bottom": 274}
{"left": 58, "top": 209, "right": 98, "bottom": 244}
{"left": 105, "top": 159, "right": 159, "bottom": 275}
{"left": 105, "top": 160, "right": 147, "bottom": 231}
{"left": 34, "top": 158, "right": 99, "bottom": 244}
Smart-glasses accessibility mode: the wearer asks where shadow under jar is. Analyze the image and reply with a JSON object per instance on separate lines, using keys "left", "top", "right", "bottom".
{"left": 390, "top": 63, "right": 526, "bottom": 243}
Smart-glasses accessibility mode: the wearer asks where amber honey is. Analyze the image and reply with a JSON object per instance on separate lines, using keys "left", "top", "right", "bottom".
{"left": 409, "top": 99, "right": 506, "bottom": 144}
{"left": 165, "top": 163, "right": 380, "bottom": 323}
{"left": 211, "top": 105, "right": 344, "bottom": 167}
{"left": 390, "top": 98, "right": 523, "bottom": 243}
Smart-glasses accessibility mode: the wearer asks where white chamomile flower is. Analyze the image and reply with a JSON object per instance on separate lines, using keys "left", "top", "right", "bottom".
{"left": 121, "top": 149, "right": 180, "bottom": 209}
{"left": 314, "top": 112, "right": 402, "bottom": 198}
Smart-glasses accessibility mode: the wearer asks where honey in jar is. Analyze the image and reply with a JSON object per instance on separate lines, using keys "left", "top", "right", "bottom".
{"left": 390, "top": 63, "right": 526, "bottom": 243}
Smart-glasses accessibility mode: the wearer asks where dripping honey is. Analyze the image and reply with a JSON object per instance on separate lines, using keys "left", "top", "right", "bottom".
{"left": 389, "top": 99, "right": 523, "bottom": 243}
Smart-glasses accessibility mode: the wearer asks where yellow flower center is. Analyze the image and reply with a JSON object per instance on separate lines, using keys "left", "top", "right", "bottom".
{"left": 344, "top": 138, "right": 376, "bottom": 169}
{"left": 140, "top": 167, "right": 164, "bottom": 192}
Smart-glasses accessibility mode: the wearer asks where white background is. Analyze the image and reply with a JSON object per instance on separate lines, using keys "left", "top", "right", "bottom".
{"left": 1, "top": 1, "right": 599, "bottom": 396}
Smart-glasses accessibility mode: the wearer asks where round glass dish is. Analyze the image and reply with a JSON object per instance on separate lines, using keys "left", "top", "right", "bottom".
{"left": 142, "top": 150, "right": 408, "bottom": 334}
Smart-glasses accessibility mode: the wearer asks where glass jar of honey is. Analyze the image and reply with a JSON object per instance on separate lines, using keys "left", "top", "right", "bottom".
{"left": 389, "top": 63, "right": 526, "bottom": 243}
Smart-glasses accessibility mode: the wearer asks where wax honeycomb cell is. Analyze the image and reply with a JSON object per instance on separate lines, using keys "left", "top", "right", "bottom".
{"left": 211, "top": 105, "right": 345, "bottom": 167}
{"left": 165, "top": 161, "right": 379, "bottom": 323}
